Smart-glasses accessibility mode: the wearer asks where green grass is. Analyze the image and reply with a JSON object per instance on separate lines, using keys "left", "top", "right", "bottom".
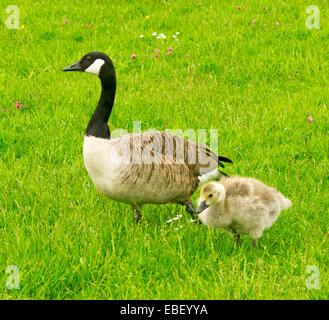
{"left": 0, "top": 0, "right": 328, "bottom": 299}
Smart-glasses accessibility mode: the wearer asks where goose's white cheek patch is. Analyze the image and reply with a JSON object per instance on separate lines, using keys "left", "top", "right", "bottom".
{"left": 85, "top": 59, "right": 105, "bottom": 76}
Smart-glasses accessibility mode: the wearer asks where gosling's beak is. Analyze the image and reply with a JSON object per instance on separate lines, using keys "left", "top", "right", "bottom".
{"left": 196, "top": 201, "right": 209, "bottom": 214}
{"left": 62, "top": 61, "right": 81, "bottom": 72}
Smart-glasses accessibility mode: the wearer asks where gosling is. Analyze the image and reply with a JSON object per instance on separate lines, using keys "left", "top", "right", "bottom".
{"left": 196, "top": 177, "right": 292, "bottom": 246}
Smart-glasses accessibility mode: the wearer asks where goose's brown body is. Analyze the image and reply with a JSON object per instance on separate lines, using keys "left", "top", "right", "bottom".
{"left": 84, "top": 131, "right": 225, "bottom": 206}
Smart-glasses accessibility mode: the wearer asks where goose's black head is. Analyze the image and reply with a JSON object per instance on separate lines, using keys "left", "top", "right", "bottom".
{"left": 62, "top": 52, "right": 114, "bottom": 79}
{"left": 63, "top": 52, "right": 116, "bottom": 139}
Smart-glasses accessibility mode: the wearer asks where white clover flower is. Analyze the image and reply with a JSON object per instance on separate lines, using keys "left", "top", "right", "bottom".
{"left": 152, "top": 32, "right": 156, "bottom": 36}
{"left": 154, "top": 33, "right": 167, "bottom": 39}
{"left": 139, "top": 35, "right": 144, "bottom": 38}
{"left": 168, "top": 214, "right": 183, "bottom": 224}
{"left": 173, "top": 35, "right": 176, "bottom": 38}
{"left": 176, "top": 32, "right": 179, "bottom": 34}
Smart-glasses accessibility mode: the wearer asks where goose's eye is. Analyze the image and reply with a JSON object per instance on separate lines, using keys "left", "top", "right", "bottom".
{"left": 209, "top": 194, "right": 213, "bottom": 198}
{"left": 86, "top": 56, "right": 92, "bottom": 61}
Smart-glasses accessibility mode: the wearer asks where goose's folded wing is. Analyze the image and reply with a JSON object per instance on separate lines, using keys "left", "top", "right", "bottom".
{"left": 126, "top": 131, "right": 232, "bottom": 175}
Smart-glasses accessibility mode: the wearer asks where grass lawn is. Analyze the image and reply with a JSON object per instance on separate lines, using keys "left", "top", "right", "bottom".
{"left": 0, "top": 0, "right": 328, "bottom": 299}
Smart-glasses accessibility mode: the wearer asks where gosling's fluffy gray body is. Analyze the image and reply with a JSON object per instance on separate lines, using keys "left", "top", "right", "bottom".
{"left": 197, "top": 177, "right": 292, "bottom": 241}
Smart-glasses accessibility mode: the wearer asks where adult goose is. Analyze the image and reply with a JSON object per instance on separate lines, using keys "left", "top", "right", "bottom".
{"left": 63, "top": 52, "right": 232, "bottom": 222}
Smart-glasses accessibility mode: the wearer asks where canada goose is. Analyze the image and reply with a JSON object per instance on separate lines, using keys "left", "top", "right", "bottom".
{"left": 196, "top": 177, "right": 292, "bottom": 246}
{"left": 63, "top": 52, "right": 232, "bottom": 222}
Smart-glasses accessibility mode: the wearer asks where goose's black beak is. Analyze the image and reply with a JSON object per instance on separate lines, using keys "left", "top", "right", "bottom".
{"left": 196, "top": 201, "right": 209, "bottom": 214}
{"left": 62, "top": 61, "right": 81, "bottom": 72}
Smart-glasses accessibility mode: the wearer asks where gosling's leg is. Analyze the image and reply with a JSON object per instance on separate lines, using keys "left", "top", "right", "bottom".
{"left": 132, "top": 206, "right": 142, "bottom": 223}
{"left": 234, "top": 233, "right": 242, "bottom": 246}
{"left": 251, "top": 239, "right": 257, "bottom": 248}
{"left": 217, "top": 233, "right": 225, "bottom": 241}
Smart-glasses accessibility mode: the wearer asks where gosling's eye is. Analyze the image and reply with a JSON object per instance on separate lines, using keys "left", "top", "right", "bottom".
{"left": 86, "top": 56, "right": 92, "bottom": 61}
{"left": 209, "top": 194, "right": 213, "bottom": 198}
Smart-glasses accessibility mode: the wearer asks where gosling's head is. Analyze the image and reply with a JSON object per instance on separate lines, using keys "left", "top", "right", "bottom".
{"left": 196, "top": 183, "right": 226, "bottom": 214}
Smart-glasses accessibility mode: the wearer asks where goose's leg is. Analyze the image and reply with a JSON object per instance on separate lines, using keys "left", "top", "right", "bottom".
{"left": 132, "top": 205, "right": 142, "bottom": 223}
{"left": 181, "top": 200, "right": 202, "bottom": 225}
{"left": 251, "top": 239, "right": 257, "bottom": 248}
{"left": 181, "top": 200, "right": 198, "bottom": 219}
{"left": 185, "top": 201, "right": 196, "bottom": 217}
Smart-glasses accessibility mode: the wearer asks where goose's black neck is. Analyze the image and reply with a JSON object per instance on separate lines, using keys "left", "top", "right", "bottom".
{"left": 86, "top": 65, "right": 116, "bottom": 139}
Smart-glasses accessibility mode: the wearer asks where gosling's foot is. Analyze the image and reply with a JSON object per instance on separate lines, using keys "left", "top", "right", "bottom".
{"left": 132, "top": 206, "right": 142, "bottom": 223}
{"left": 234, "top": 233, "right": 242, "bottom": 246}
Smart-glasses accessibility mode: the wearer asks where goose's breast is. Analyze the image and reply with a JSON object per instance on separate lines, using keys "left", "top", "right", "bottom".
{"left": 83, "top": 135, "right": 125, "bottom": 198}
